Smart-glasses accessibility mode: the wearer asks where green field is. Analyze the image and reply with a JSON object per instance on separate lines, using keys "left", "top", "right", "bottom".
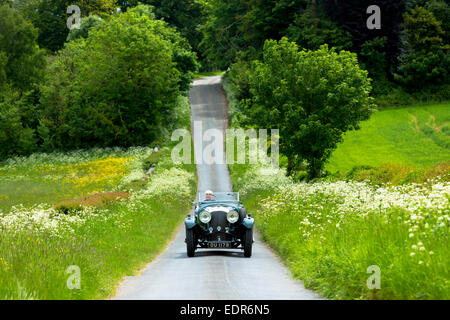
{"left": 0, "top": 148, "right": 145, "bottom": 212}
{"left": 326, "top": 103, "right": 450, "bottom": 174}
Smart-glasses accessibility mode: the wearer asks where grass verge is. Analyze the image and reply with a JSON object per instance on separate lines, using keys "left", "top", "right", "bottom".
{"left": 229, "top": 161, "right": 449, "bottom": 300}
{"left": 0, "top": 96, "right": 196, "bottom": 300}
{"left": 223, "top": 76, "right": 449, "bottom": 299}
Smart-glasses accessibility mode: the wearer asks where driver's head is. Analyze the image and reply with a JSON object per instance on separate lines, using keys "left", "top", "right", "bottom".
{"left": 205, "top": 190, "right": 213, "bottom": 200}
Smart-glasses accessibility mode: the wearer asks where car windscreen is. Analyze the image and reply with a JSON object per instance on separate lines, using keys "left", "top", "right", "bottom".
{"left": 198, "top": 192, "right": 239, "bottom": 202}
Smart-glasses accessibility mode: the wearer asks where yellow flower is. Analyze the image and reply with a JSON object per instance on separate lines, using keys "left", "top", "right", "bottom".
{"left": 65, "top": 157, "right": 133, "bottom": 188}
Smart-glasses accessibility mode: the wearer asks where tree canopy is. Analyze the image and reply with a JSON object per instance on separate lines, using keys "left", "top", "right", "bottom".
{"left": 39, "top": 5, "right": 197, "bottom": 150}
{"left": 0, "top": 4, "right": 45, "bottom": 90}
{"left": 243, "top": 38, "right": 374, "bottom": 178}
{"left": 0, "top": 0, "right": 448, "bottom": 162}
{"left": 396, "top": 5, "right": 449, "bottom": 89}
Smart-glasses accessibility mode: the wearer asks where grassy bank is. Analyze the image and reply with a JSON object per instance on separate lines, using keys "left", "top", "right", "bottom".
{"left": 0, "top": 96, "right": 196, "bottom": 300}
{"left": 230, "top": 164, "right": 449, "bottom": 299}
{"left": 224, "top": 77, "right": 449, "bottom": 298}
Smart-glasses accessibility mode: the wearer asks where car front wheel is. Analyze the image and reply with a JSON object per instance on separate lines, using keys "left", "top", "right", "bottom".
{"left": 243, "top": 228, "right": 253, "bottom": 258}
{"left": 186, "top": 227, "right": 196, "bottom": 257}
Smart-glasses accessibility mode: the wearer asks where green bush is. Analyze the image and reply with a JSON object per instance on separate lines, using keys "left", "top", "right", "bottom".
{"left": 13, "top": 0, "right": 70, "bottom": 52}
{"left": 242, "top": 38, "right": 375, "bottom": 179}
{"left": 0, "top": 4, "right": 46, "bottom": 159}
{"left": 285, "top": 6, "right": 352, "bottom": 52}
{"left": 0, "top": 89, "right": 38, "bottom": 158}
{"left": 135, "top": 0, "right": 206, "bottom": 62}
{"left": 0, "top": 4, "right": 45, "bottom": 90}
{"left": 66, "top": 15, "right": 104, "bottom": 42}
{"left": 40, "top": 5, "right": 197, "bottom": 150}
{"left": 359, "top": 37, "right": 391, "bottom": 95}
{"left": 374, "top": 84, "right": 450, "bottom": 108}
{"left": 425, "top": 0, "right": 450, "bottom": 44}
{"left": 396, "top": 6, "right": 449, "bottom": 90}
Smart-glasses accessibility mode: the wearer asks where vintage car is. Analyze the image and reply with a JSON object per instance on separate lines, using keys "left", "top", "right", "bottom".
{"left": 184, "top": 192, "right": 254, "bottom": 257}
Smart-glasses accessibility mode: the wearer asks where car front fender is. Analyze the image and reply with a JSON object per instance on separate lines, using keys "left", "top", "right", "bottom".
{"left": 185, "top": 214, "right": 197, "bottom": 229}
{"left": 242, "top": 216, "right": 254, "bottom": 229}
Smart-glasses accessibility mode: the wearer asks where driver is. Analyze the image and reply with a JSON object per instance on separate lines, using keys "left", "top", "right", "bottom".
{"left": 204, "top": 190, "right": 214, "bottom": 201}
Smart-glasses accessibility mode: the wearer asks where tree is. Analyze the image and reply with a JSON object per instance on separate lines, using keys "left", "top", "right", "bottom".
{"left": 0, "top": 88, "right": 38, "bottom": 158}
{"left": 397, "top": 6, "right": 449, "bottom": 89}
{"left": 12, "top": 0, "right": 70, "bottom": 52}
{"left": 0, "top": 4, "right": 44, "bottom": 158}
{"left": 67, "top": 15, "right": 103, "bottom": 41}
{"left": 240, "top": 0, "right": 307, "bottom": 50}
{"left": 74, "top": 0, "right": 118, "bottom": 17}
{"left": 323, "top": 0, "right": 405, "bottom": 81}
{"left": 199, "top": 0, "right": 353, "bottom": 70}
{"left": 40, "top": 5, "right": 197, "bottom": 149}
{"left": 199, "top": 0, "right": 248, "bottom": 69}
{"left": 127, "top": 5, "right": 199, "bottom": 92}
{"left": 0, "top": 51, "right": 7, "bottom": 87}
{"left": 13, "top": 0, "right": 118, "bottom": 52}
{"left": 285, "top": 4, "right": 352, "bottom": 52}
{"left": 0, "top": 4, "right": 45, "bottom": 90}
{"left": 244, "top": 38, "right": 374, "bottom": 178}
{"left": 137, "top": 0, "right": 206, "bottom": 60}
{"left": 425, "top": 0, "right": 450, "bottom": 44}
{"left": 359, "top": 37, "right": 390, "bottom": 94}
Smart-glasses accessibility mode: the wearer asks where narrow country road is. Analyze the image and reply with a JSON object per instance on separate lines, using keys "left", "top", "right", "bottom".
{"left": 113, "top": 76, "right": 321, "bottom": 300}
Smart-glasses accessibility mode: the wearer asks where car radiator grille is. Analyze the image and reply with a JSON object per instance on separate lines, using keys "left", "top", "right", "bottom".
{"left": 208, "top": 211, "right": 232, "bottom": 241}
{"left": 209, "top": 211, "right": 227, "bottom": 229}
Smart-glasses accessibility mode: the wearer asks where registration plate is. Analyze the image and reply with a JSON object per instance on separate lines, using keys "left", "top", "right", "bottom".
{"left": 207, "top": 242, "right": 231, "bottom": 248}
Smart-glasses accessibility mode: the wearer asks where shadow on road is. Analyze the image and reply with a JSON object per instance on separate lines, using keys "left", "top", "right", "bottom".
{"left": 175, "top": 250, "right": 248, "bottom": 259}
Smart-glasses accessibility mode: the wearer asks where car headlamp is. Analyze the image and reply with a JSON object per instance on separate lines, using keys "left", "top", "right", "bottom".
{"left": 199, "top": 210, "right": 212, "bottom": 224}
{"left": 227, "top": 210, "right": 239, "bottom": 224}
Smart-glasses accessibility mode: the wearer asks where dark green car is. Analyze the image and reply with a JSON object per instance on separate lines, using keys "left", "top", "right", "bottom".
{"left": 184, "top": 192, "right": 255, "bottom": 257}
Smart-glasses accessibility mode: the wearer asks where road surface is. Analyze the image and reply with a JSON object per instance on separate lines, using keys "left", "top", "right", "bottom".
{"left": 113, "top": 76, "right": 321, "bottom": 300}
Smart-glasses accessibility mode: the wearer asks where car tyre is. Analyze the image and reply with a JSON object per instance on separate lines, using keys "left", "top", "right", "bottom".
{"left": 243, "top": 228, "right": 253, "bottom": 258}
{"left": 186, "top": 227, "right": 196, "bottom": 257}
